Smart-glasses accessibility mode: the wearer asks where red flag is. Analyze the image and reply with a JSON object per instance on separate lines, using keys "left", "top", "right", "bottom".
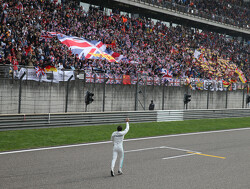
{"left": 122, "top": 17, "right": 127, "bottom": 23}
{"left": 25, "top": 46, "right": 32, "bottom": 56}
{"left": 13, "top": 59, "right": 18, "bottom": 70}
{"left": 123, "top": 75, "right": 131, "bottom": 85}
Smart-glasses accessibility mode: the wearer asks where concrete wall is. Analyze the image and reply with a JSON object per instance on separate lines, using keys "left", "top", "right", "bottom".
{"left": 0, "top": 79, "right": 247, "bottom": 114}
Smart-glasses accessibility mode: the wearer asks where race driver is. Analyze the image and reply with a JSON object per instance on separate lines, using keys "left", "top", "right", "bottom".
{"left": 111, "top": 118, "right": 130, "bottom": 177}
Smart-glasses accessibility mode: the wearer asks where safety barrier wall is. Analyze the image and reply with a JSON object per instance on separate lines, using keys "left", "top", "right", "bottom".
{"left": 0, "top": 78, "right": 249, "bottom": 114}
{"left": 0, "top": 109, "right": 249, "bottom": 130}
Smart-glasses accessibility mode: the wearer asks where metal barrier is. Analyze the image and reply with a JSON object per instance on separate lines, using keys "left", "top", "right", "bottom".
{"left": 0, "top": 111, "right": 157, "bottom": 130}
{"left": 0, "top": 109, "right": 249, "bottom": 130}
{"left": 183, "top": 109, "right": 250, "bottom": 120}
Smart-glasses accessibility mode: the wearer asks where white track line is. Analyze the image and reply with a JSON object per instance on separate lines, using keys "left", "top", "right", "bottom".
{"left": 124, "top": 146, "right": 201, "bottom": 161}
{"left": 162, "top": 154, "right": 195, "bottom": 160}
{"left": 125, "top": 146, "right": 165, "bottom": 153}
{"left": 124, "top": 146, "right": 199, "bottom": 153}
{"left": 0, "top": 127, "right": 249, "bottom": 155}
{"left": 125, "top": 127, "right": 250, "bottom": 142}
{"left": 124, "top": 146, "right": 199, "bottom": 161}
{"left": 162, "top": 146, "right": 201, "bottom": 153}
{"left": 0, "top": 141, "right": 111, "bottom": 155}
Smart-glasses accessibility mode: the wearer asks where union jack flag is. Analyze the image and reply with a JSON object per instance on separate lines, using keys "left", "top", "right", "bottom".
{"left": 147, "top": 76, "right": 153, "bottom": 85}
{"left": 47, "top": 32, "right": 59, "bottom": 37}
{"left": 57, "top": 35, "right": 116, "bottom": 62}
{"left": 161, "top": 68, "right": 172, "bottom": 77}
{"left": 85, "top": 72, "right": 94, "bottom": 83}
{"left": 48, "top": 32, "right": 125, "bottom": 63}
{"left": 92, "top": 40, "right": 126, "bottom": 62}
{"left": 35, "top": 67, "right": 45, "bottom": 78}
{"left": 139, "top": 76, "right": 146, "bottom": 85}
{"left": 40, "top": 31, "right": 53, "bottom": 42}
{"left": 167, "top": 78, "right": 174, "bottom": 86}
{"left": 174, "top": 79, "right": 181, "bottom": 86}
{"left": 91, "top": 40, "right": 106, "bottom": 52}
{"left": 105, "top": 73, "right": 114, "bottom": 84}
{"left": 162, "top": 71, "right": 173, "bottom": 83}
{"left": 131, "top": 75, "right": 138, "bottom": 85}
{"left": 95, "top": 73, "right": 104, "bottom": 83}
{"left": 115, "top": 74, "right": 122, "bottom": 84}
{"left": 154, "top": 76, "right": 161, "bottom": 86}
{"left": 104, "top": 48, "right": 125, "bottom": 62}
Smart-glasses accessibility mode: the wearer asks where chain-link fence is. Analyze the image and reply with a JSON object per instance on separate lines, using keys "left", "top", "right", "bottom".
{"left": 0, "top": 65, "right": 249, "bottom": 114}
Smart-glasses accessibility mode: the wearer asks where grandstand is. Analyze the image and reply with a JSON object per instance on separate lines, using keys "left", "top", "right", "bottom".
{"left": 0, "top": 0, "right": 249, "bottom": 83}
{"left": 0, "top": 0, "right": 250, "bottom": 114}
{"left": 1, "top": 3, "right": 250, "bottom": 188}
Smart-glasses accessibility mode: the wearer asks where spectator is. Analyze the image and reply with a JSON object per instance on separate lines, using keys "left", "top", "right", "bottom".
{"left": 149, "top": 100, "right": 155, "bottom": 110}
{"left": 0, "top": 0, "right": 249, "bottom": 83}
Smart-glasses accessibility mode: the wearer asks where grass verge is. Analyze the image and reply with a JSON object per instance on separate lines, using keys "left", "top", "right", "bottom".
{"left": 0, "top": 117, "right": 250, "bottom": 152}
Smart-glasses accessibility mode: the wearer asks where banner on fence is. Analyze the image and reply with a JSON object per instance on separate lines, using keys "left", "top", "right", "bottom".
{"left": 18, "top": 68, "right": 75, "bottom": 83}
{"left": 16, "top": 69, "right": 244, "bottom": 91}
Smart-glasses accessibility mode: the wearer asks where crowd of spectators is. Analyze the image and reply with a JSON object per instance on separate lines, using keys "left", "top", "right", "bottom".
{"left": 142, "top": 0, "right": 250, "bottom": 29}
{"left": 0, "top": 0, "right": 249, "bottom": 82}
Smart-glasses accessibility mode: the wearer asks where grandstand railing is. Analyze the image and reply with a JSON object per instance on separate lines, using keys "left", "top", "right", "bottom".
{"left": 129, "top": 0, "right": 249, "bottom": 30}
{"left": 0, "top": 108, "right": 249, "bottom": 130}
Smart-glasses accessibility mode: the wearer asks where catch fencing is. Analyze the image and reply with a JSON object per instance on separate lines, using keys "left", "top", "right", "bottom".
{"left": 0, "top": 65, "right": 250, "bottom": 114}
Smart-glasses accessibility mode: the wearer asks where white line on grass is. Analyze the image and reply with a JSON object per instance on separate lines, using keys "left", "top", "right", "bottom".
{"left": 0, "top": 127, "right": 249, "bottom": 155}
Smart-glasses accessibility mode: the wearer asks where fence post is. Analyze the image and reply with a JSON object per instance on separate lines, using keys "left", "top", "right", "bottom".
{"left": 103, "top": 74, "right": 108, "bottom": 112}
{"left": 48, "top": 78, "right": 53, "bottom": 113}
{"left": 65, "top": 75, "right": 73, "bottom": 113}
{"left": 18, "top": 72, "right": 26, "bottom": 114}
{"left": 135, "top": 74, "right": 139, "bottom": 111}
{"left": 207, "top": 84, "right": 211, "bottom": 109}
{"left": 144, "top": 79, "right": 146, "bottom": 110}
{"left": 185, "top": 85, "right": 189, "bottom": 110}
{"left": 162, "top": 80, "right": 168, "bottom": 110}
{"left": 83, "top": 72, "right": 86, "bottom": 112}
{"left": 84, "top": 72, "right": 86, "bottom": 87}
{"left": 242, "top": 84, "right": 245, "bottom": 108}
{"left": 225, "top": 87, "right": 228, "bottom": 109}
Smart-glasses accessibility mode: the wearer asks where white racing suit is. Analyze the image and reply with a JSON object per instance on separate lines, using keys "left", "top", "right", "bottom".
{"left": 111, "top": 122, "right": 129, "bottom": 172}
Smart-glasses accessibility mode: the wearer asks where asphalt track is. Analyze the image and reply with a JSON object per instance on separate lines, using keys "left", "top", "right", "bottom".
{"left": 0, "top": 128, "right": 250, "bottom": 189}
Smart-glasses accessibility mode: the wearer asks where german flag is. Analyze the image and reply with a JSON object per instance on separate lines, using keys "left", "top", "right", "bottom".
{"left": 222, "top": 80, "right": 230, "bottom": 88}
{"left": 45, "top": 65, "right": 57, "bottom": 72}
